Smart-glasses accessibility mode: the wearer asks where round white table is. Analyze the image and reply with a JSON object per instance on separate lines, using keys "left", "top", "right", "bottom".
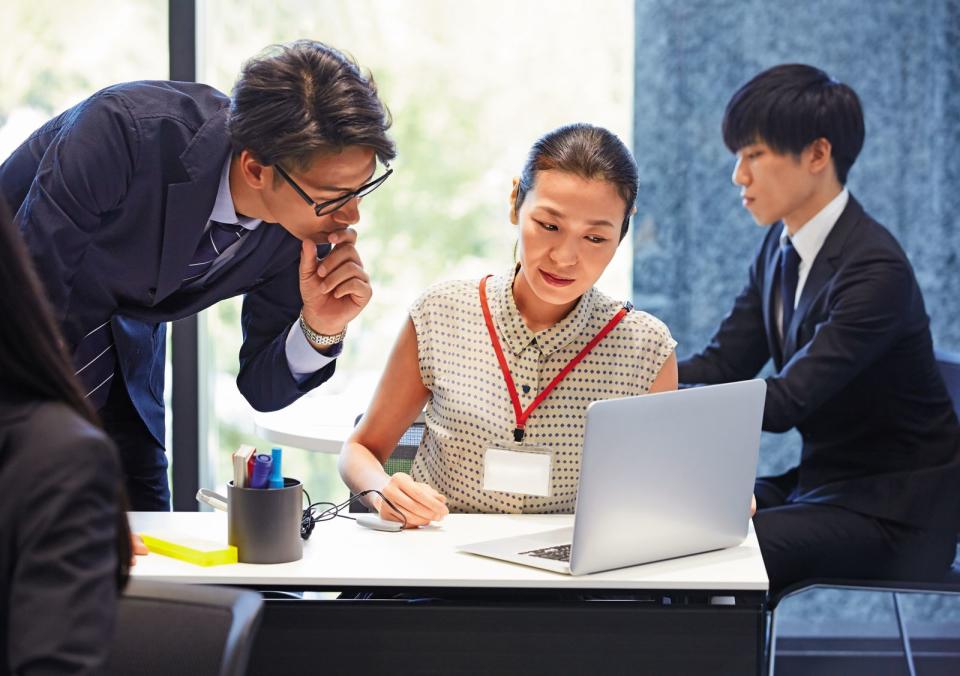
{"left": 252, "top": 389, "right": 365, "bottom": 453}
{"left": 252, "top": 385, "right": 425, "bottom": 453}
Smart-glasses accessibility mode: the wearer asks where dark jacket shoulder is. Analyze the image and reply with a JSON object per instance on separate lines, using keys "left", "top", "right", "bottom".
{"left": 0, "top": 398, "right": 118, "bottom": 482}
{"left": 98, "top": 80, "right": 229, "bottom": 128}
{"left": 0, "top": 396, "right": 121, "bottom": 676}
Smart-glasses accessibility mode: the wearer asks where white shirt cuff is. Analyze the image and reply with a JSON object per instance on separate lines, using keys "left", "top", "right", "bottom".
{"left": 285, "top": 320, "right": 341, "bottom": 382}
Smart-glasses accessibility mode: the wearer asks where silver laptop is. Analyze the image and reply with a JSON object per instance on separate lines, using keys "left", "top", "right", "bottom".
{"left": 458, "top": 380, "right": 766, "bottom": 575}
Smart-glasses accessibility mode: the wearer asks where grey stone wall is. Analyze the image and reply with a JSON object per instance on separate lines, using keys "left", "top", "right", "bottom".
{"left": 633, "top": 0, "right": 960, "bottom": 477}
{"left": 632, "top": 0, "right": 960, "bottom": 633}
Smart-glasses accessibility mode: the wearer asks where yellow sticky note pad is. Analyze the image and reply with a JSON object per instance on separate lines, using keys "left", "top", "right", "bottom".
{"left": 141, "top": 532, "right": 238, "bottom": 567}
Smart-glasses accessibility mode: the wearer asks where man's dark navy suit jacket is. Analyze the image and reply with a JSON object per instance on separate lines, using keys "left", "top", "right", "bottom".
{"left": 679, "top": 195, "right": 960, "bottom": 531}
{"left": 0, "top": 81, "right": 335, "bottom": 445}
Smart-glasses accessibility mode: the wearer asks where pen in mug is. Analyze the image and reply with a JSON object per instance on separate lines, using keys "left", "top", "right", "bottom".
{"left": 249, "top": 454, "right": 273, "bottom": 489}
{"left": 269, "top": 447, "right": 284, "bottom": 488}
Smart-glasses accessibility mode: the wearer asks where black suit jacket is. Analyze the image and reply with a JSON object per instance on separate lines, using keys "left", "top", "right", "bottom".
{"left": 679, "top": 195, "right": 960, "bottom": 530}
{"left": 0, "top": 395, "right": 121, "bottom": 676}
{"left": 0, "top": 81, "right": 335, "bottom": 445}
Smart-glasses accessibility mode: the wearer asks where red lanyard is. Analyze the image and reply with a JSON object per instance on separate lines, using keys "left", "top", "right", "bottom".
{"left": 479, "top": 274, "right": 631, "bottom": 442}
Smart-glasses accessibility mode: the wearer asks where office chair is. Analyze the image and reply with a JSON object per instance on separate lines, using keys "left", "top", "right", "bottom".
{"left": 349, "top": 413, "right": 426, "bottom": 513}
{"left": 766, "top": 349, "right": 960, "bottom": 676}
{"left": 103, "top": 579, "right": 264, "bottom": 676}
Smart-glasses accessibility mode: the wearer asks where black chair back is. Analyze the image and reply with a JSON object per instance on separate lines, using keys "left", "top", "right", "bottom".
{"left": 935, "top": 350, "right": 960, "bottom": 584}
{"left": 350, "top": 415, "right": 425, "bottom": 513}
{"left": 935, "top": 349, "right": 960, "bottom": 418}
{"left": 103, "top": 580, "right": 263, "bottom": 676}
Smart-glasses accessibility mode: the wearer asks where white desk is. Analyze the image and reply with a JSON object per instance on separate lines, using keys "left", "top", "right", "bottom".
{"left": 131, "top": 512, "right": 767, "bottom": 591}
{"left": 131, "top": 512, "right": 768, "bottom": 675}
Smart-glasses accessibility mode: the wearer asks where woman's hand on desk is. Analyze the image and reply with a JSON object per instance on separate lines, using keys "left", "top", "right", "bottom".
{"left": 376, "top": 472, "right": 449, "bottom": 528}
{"left": 130, "top": 532, "right": 148, "bottom": 565}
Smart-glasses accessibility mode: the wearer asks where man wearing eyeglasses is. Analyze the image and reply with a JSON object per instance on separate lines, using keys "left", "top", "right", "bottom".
{"left": 0, "top": 40, "right": 395, "bottom": 511}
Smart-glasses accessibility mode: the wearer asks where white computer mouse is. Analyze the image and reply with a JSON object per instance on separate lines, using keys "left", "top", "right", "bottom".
{"left": 355, "top": 514, "right": 404, "bottom": 532}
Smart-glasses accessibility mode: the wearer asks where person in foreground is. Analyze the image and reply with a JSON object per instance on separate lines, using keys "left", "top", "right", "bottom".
{"left": 0, "top": 40, "right": 394, "bottom": 510}
{"left": 0, "top": 198, "right": 132, "bottom": 676}
{"left": 340, "top": 123, "right": 678, "bottom": 525}
{"left": 679, "top": 64, "right": 960, "bottom": 593}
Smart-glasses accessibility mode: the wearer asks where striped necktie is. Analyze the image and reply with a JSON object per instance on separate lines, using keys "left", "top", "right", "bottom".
{"left": 72, "top": 221, "right": 248, "bottom": 409}
{"left": 73, "top": 320, "right": 116, "bottom": 409}
{"left": 183, "top": 220, "right": 247, "bottom": 283}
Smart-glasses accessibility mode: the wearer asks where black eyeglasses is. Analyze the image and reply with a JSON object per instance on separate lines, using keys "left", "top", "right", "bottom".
{"left": 274, "top": 161, "right": 393, "bottom": 217}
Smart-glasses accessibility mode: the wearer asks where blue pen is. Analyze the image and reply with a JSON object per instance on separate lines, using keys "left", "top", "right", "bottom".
{"left": 269, "top": 447, "right": 284, "bottom": 489}
{"left": 249, "top": 454, "right": 273, "bottom": 489}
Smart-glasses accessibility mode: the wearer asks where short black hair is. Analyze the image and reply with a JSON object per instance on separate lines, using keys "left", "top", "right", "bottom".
{"left": 228, "top": 40, "right": 396, "bottom": 172}
{"left": 516, "top": 123, "right": 638, "bottom": 241}
{"left": 722, "top": 64, "right": 864, "bottom": 184}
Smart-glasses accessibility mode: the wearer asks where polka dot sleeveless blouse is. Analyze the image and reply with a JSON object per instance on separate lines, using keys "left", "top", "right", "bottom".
{"left": 408, "top": 267, "right": 676, "bottom": 514}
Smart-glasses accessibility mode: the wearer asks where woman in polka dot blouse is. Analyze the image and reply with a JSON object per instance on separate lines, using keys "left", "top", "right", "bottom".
{"left": 339, "top": 123, "right": 678, "bottom": 525}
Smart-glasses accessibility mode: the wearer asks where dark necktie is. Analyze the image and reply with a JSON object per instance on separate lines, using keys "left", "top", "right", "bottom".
{"left": 183, "top": 220, "right": 247, "bottom": 283}
{"left": 780, "top": 238, "right": 801, "bottom": 345}
{"left": 73, "top": 320, "right": 116, "bottom": 410}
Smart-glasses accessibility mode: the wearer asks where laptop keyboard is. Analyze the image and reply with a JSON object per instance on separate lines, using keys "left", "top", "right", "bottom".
{"left": 520, "top": 543, "right": 572, "bottom": 562}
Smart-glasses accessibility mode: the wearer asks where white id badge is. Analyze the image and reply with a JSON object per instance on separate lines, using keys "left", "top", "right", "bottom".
{"left": 482, "top": 445, "right": 553, "bottom": 497}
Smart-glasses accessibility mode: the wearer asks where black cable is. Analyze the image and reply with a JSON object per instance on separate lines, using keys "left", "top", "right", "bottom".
{"left": 300, "top": 488, "right": 407, "bottom": 539}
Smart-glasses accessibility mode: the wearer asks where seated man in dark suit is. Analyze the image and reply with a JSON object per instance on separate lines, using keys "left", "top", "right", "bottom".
{"left": 0, "top": 40, "right": 396, "bottom": 510}
{"left": 679, "top": 64, "right": 960, "bottom": 593}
